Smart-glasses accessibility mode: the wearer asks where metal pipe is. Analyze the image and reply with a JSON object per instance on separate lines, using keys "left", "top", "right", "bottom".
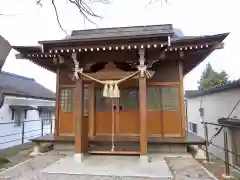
{"left": 41, "top": 120, "right": 44, "bottom": 136}
{"left": 224, "top": 127, "right": 230, "bottom": 176}
{"left": 204, "top": 123, "right": 210, "bottom": 162}
{"left": 21, "top": 121, "right": 25, "bottom": 144}
{"left": 50, "top": 119, "right": 53, "bottom": 134}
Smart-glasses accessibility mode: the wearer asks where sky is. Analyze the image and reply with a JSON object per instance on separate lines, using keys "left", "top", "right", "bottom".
{"left": 0, "top": 0, "right": 239, "bottom": 92}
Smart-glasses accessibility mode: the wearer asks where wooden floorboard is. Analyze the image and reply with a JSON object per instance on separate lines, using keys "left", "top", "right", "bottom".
{"left": 31, "top": 131, "right": 205, "bottom": 145}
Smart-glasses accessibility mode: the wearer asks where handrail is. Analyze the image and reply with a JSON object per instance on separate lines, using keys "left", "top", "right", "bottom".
{"left": 199, "top": 146, "right": 240, "bottom": 172}
{"left": 201, "top": 122, "right": 240, "bottom": 178}
{"left": 0, "top": 119, "right": 48, "bottom": 125}
{"left": 201, "top": 121, "right": 239, "bottom": 129}
{"left": 0, "top": 118, "right": 55, "bottom": 147}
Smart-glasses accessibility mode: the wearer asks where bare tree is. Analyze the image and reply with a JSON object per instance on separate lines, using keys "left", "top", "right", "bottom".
{"left": 0, "top": 0, "right": 169, "bottom": 35}
{"left": 49, "top": 0, "right": 168, "bottom": 34}
{"left": 37, "top": 0, "right": 110, "bottom": 35}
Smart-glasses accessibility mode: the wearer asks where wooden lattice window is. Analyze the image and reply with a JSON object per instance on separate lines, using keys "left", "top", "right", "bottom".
{"left": 60, "top": 88, "right": 75, "bottom": 112}
{"left": 147, "top": 86, "right": 179, "bottom": 111}
{"left": 60, "top": 85, "right": 89, "bottom": 113}
{"left": 161, "top": 86, "right": 179, "bottom": 111}
{"left": 84, "top": 85, "right": 89, "bottom": 114}
{"left": 120, "top": 88, "right": 139, "bottom": 110}
{"left": 147, "top": 86, "right": 162, "bottom": 111}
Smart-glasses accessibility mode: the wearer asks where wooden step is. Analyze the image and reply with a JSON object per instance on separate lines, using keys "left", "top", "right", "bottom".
{"left": 88, "top": 144, "right": 140, "bottom": 155}
{"left": 89, "top": 149, "right": 140, "bottom": 155}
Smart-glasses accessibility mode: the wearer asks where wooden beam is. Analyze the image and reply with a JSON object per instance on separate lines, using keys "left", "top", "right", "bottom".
{"left": 54, "top": 68, "right": 60, "bottom": 136}
{"left": 179, "top": 61, "right": 186, "bottom": 137}
{"left": 215, "top": 42, "right": 224, "bottom": 50}
{"left": 15, "top": 53, "right": 25, "bottom": 59}
{"left": 148, "top": 82, "right": 180, "bottom": 86}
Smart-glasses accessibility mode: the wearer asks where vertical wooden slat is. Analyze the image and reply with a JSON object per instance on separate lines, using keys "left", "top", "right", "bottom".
{"left": 75, "top": 75, "right": 84, "bottom": 153}
{"left": 179, "top": 61, "right": 186, "bottom": 137}
{"left": 139, "top": 76, "right": 147, "bottom": 155}
{"left": 54, "top": 67, "right": 60, "bottom": 136}
{"left": 88, "top": 82, "right": 95, "bottom": 138}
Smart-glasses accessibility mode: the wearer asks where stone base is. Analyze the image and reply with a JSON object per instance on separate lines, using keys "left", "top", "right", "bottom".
{"left": 139, "top": 155, "right": 149, "bottom": 164}
{"left": 222, "top": 174, "right": 233, "bottom": 179}
{"left": 29, "top": 144, "right": 42, "bottom": 157}
{"left": 74, "top": 153, "right": 84, "bottom": 162}
{"left": 194, "top": 148, "right": 207, "bottom": 160}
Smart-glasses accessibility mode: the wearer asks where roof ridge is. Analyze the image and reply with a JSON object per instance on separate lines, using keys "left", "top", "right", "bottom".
{"left": 71, "top": 24, "right": 173, "bottom": 35}
{"left": 186, "top": 79, "right": 240, "bottom": 98}
{"left": 0, "top": 71, "right": 35, "bottom": 81}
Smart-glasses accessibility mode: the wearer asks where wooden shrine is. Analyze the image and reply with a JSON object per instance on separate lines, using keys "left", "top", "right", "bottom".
{"left": 13, "top": 24, "right": 228, "bottom": 158}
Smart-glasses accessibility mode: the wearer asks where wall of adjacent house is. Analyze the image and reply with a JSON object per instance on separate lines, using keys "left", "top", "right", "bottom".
{"left": 0, "top": 95, "right": 55, "bottom": 149}
{"left": 186, "top": 88, "right": 240, "bottom": 164}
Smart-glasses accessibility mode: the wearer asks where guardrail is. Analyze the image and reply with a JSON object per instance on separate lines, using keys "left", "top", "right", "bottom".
{"left": 201, "top": 122, "right": 240, "bottom": 178}
{"left": 0, "top": 119, "right": 55, "bottom": 149}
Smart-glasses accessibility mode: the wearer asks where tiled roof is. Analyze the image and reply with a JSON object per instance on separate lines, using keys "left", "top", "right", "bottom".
{"left": 0, "top": 71, "right": 55, "bottom": 100}
{"left": 65, "top": 24, "right": 174, "bottom": 41}
{"left": 185, "top": 80, "right": 240, "bottom": 98}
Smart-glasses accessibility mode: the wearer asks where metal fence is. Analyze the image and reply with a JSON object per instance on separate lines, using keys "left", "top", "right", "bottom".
{"left": 0, "top": 119, "right": 55, "bottom": 149}
{"left": 201, "top": 122, "right": 240, "bottom": 177}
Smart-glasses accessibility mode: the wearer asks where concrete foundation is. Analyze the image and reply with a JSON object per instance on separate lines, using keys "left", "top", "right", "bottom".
{"left": 148, "top": 144, "right": 187, "bottom": 153}
{"left": 53, "top": 143, "right": 74, "bottom": 151}
{"left": 42, "top": 154, "right": 173, "bottom": 179}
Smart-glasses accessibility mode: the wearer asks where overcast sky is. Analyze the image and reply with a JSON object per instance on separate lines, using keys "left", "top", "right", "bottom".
{"left": 0, "top": 0, "right": 239, "bottom": 92}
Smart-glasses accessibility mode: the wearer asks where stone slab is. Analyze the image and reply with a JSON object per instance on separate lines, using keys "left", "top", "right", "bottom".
{"left": 42, "top": 155, "right": 173, "bottom": 179}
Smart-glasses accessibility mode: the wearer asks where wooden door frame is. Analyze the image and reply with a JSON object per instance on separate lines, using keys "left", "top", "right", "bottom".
{"left": 59, "top": 85, "right": 75, "bottom": 136}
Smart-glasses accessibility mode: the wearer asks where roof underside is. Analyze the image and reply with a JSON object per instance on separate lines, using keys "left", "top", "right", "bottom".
{"left": 0, "top": 35, "right": 11, "bottom": 70}
{"left": 12, "top": 24, "right": 229, "bottom": 75}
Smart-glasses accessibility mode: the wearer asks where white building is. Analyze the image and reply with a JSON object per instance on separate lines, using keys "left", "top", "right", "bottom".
{"left": 0, "top": 71, "right": 55, "bottom": 149}
{"left": 0, "top": 35, "right": 55, "bottom": 150}
{"left": 185, "top": 82, "right": 240, "bottom": 167}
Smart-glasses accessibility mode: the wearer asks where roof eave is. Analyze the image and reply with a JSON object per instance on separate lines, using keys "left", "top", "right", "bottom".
{"left": 3, "top": 92, "right": 56, "bottom": 101}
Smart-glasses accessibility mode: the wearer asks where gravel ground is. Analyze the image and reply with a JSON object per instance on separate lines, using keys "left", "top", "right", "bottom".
{"left": 165, "top": 156, "right": 217, "bottom": 180}
{"left": 0, "top": 144, "right": 33, "bottom": 171}
{"left": 0, "top": 151, "right": 66, "bottom": 180}
{"left": 198, "top": 159, "right": 240, "bottom": 180}
{"left": 0, "top": 151, "right": 218, "bottom": 180}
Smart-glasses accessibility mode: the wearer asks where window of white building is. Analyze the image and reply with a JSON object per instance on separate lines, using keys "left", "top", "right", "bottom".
{"left": 189, "top": 122, "right": 197, "bottom": 134}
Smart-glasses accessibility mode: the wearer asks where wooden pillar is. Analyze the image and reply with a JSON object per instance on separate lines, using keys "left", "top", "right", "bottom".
{"left": 88, "top": 82, "right": 95, "bottom": 138}
{"left": 179, "top": 60, "right": 186, "bottom": 137}
{"left": 138, "top": 48, "right": 148, "bottom": 158}
{"left": 54, "top": 67, "right": 60, "bottom": 136}
{"left": 139, "top": 76, "right": 147, "bottom": 155}
{"left": 75, "top": 76, "right": 84, "bottom": 155}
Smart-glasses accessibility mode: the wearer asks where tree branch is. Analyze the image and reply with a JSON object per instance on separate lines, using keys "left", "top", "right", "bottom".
{"left": 145, "top": 0, "right": 168, "bottom": 8}
{"left": 68, "top": 0, "right": 103, "bottom": 26}
{"left": 0, "top": 13, "right": 20, "bottom": 16}
{"left": 49, "top": 0, "right": 109, "bottom": 34}
{"left": 51, "top": 0, "right": 68, "bottom": 35}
